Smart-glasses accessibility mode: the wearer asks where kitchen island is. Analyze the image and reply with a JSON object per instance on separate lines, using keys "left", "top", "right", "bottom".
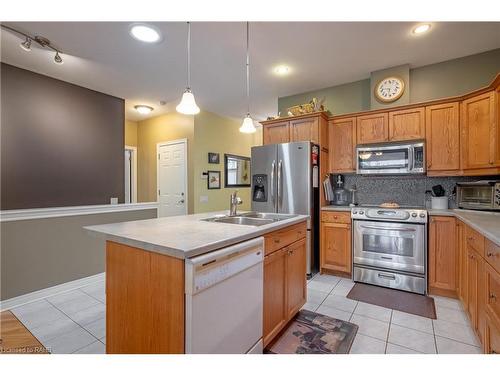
{"left": 85, "top": 211, "right": 308, "bottom": 354}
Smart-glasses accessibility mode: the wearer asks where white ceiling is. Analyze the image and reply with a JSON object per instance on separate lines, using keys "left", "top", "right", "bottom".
{"left": 2, "top": 22, "right": 500, "bottom": 122}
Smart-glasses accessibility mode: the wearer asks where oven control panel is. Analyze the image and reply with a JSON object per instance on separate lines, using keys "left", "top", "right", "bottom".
{"left": 351, "top": 208, "right": 427, "bottom": 223}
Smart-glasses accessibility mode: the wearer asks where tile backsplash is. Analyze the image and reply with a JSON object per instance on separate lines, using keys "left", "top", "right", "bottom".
{"left": 338, "top": 175, "right": 498, "bottom": 208}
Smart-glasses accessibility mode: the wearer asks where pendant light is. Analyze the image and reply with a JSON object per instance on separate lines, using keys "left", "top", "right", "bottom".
{"left": 239, "top": 22, "right": 257, "bottom": 134}
{"left": 176, "top": 22, "right": 200, "bottom": 115}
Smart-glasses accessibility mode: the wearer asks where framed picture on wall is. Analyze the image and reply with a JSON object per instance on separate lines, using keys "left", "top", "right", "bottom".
{"left": 208, "top": 152, "right": 220, "bottom": 164}
{"left": 207, "top": 171, "right": 221, "bottom": 189}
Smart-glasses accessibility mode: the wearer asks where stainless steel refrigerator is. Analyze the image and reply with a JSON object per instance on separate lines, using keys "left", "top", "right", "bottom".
{"left": 251, "top": 141, "right": 320, "bottom": 276}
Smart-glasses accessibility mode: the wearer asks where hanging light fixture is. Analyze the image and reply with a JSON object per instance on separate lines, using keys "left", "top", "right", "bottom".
{"left": 239, "top": 22, "right": 256, "bottom": 134}
{"left": 176, "top": 22, "right": 200, "bottom": 115}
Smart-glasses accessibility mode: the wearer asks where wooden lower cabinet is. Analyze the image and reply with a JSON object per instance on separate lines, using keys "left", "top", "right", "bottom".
{"left": 428, "top": 216, "right": 457, "bottom": 297}
{"left": 320, "top": 211, "right": 352, "bottom": 276}
{"left": 455, "top": 219, "right": 500, "bottom": 353}
{"left": 263, "top": 247, "right": 287, "bottom": 346}
{"left": 263, "top": 226, "right": 307, "bottom": 346}
{"left": 286, "top": 239, "right": 307, "bottom": 319}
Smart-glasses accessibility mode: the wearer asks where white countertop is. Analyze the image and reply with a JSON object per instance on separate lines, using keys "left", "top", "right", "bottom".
{"left": 84, "top": 211, "right": 308, "bottom": 259}
{"left": 429, "top": 209, "right": 500, "bottom": 246}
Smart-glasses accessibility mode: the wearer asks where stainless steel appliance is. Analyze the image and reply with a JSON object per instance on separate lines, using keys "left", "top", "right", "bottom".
{"left": 457, "top": 180, "right": 500, "bottom": 211}
{"left": 251, "top": 142, "right": 319, "bottom": 275}
{"left": 352, "top": 207, "right": 428, "bottom": 294}
{"left": 356, "top": 141, "right": 425, "bottom": 175}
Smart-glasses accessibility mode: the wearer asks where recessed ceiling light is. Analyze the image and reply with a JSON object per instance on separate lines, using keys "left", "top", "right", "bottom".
{"left": 134, "top": 105, "right": 154, "bottom": 114}
{"left": 413, "top": 24, "right": 431, "bottom": 35}
{"left": 129, "top": 24, "right": 162, "bottom": 43}
{"left": 274, "top": 65, "right": 290, "bottom": 75}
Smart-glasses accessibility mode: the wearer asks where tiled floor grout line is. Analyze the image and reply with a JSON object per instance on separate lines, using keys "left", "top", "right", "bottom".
{"left": 384, "top": 310, "right": 393, "bottom": 354}
{"left": 44, "top": 297, "right": 105, "bottom": 348}
{"left": 78, "top": 287, "right": 105, "bottom": 304}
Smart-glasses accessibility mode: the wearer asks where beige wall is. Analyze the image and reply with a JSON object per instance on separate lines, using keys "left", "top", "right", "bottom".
{"left": 136, "top": 113, "right": 195, "bottom": 213}
{"left": 193, "top": 111, "right": 262, "bottom": 213}
{"left": 125, "top": 120, "right": 138, "bottom": 147}
{"left": 1, "top": 209, "right": 157, "bottom": 300}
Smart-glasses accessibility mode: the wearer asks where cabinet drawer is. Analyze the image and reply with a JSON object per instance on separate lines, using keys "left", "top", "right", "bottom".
{"left": 485, "top": 263, "right": 500, "bottom": 327}
{"left": 466, "top": 226, "right": 485, "bottom": 255}
{"left": 321, "top": 211, "right": 351, "bottom": 224}
{"left": 265, "top": 222, "right": 307, "bottom": 256}
{"left": 486, "top": 240, "right": 500, "bottom": 275}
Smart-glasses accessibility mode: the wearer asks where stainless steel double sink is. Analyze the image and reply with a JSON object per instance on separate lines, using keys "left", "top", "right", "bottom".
{"left": 202, "top": 212, "right": 296, "bottom": 226}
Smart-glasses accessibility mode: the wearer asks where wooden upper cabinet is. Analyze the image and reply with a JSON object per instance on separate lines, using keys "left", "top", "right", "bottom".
{"left": 426, "top": 102, "right": 461, "bottom": 174}
{"left": 329, "top": 117, "right": 356, "bottom": 173}
{"left": 286, "top": 239, "right": 307, "bottom": 320}
{"left": 263, "top": 121, "right": 290, "bottom": 145}
{"left": 356, "top": 113, "right": 388, "bottom": 144}
{"left": 429, "top": 216, "right": 457, "bottom": 297}
{"left": 290, "top": 116, "right": 319, "bottom": 143}
{"left": 461, "top": 91, "right": 497, "bottom": 170}
{"left": 388, "top": 107, "right": 425, "bottom": 141}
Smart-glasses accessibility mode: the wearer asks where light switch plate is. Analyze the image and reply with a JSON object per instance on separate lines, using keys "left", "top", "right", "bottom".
{"left": 110, "top": 197, "right": 118, "bottom": 204}
{"left": 201, "top": 173, "right": 208, "bottom": 180}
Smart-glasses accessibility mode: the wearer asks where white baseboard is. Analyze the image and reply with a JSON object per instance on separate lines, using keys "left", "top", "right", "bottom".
{"left": 0, "top": 272, "right": 105, "bottom": 312}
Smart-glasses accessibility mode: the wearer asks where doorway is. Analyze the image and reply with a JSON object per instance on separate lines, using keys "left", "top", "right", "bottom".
{"left": 125, "top": 146, "right": 137, "bottom": 203}
{"left": 157, "top": 139, "right": 188, "bottom": 217}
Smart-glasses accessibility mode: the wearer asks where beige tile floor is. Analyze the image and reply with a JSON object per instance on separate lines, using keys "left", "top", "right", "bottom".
{"left": 303, "top": 274, "right": 482, "bottom": 354}
{"left": 8, "top": 273, "right": 483, "bottom": 354}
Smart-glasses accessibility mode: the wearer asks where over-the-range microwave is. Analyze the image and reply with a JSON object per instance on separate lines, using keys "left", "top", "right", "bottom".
{"left": 356, "top": 140, "right": 425, "bottom": 175}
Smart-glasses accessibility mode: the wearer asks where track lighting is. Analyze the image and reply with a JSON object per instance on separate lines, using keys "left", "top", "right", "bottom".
{"left": 54, "top": 51, "right": 63, "bottom": 65}
{"left": 1, "top": 24, "right": 64, "bottom": 66}
{"left": 20, "top": 37, "right": 32, "bottom": 51}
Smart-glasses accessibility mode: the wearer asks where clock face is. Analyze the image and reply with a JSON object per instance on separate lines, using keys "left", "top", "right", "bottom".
{"left": 375, "top": 76, "right": 405, "bottom": 103}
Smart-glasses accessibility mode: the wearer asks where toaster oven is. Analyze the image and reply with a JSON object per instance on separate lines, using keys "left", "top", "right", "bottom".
{"left": 457, "top": 180, "right": 500, "bottom": 211}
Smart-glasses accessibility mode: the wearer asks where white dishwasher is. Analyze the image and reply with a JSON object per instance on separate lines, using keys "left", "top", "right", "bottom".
{"left": 185, "top": 237, "right": 264, "bottom": 354}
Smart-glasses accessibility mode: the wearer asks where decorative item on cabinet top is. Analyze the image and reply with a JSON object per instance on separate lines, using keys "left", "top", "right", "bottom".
{"left": 287, "top": 97, "right": 326, "bottom": 116}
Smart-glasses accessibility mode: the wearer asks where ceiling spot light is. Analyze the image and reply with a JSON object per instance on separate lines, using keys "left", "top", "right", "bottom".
{"left": 134, "top": 105, "right": 154, "bottom": 115}
{"left": 274, "top": 65, "right": 290, "bottom": 75}
{"left": 413, "top": 24, "right": 431, "bottom": 35}
{"left": 20, "top": 37, "right": 32, "bottom": 51}
{"left": 54, "top": 51, "right": 63, "bottom": 65}
{"left": 129, "top": 24, "right": 162, "bottom": 43}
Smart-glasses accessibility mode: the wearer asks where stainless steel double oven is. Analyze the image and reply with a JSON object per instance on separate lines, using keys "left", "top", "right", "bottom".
{"left": 351, "top": 207, "right": 428, "bottom": 294}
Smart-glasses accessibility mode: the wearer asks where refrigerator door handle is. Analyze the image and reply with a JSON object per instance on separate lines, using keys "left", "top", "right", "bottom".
{"left": 277, "top": 160, "right": 283, "bottom": 209}
{"left": 270, "top": 160, "right": 276, "bottom": 206}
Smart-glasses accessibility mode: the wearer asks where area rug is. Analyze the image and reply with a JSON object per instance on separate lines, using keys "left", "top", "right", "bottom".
{"left": 266, "top": 310, "right": 358, "bottom": 354}
{"left": 347, "top": 283, "right": 436, "bottom": 319}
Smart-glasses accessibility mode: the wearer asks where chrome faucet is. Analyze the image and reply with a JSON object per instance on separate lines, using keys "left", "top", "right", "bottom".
{"left": 229, "top": 190, "right": 243, "bottom": 216}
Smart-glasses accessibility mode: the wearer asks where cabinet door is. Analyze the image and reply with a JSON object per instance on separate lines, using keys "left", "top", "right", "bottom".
{"left": 286, "top": 239, "right": 307, "bottom": 320}
{"left": 485, "top": 314, "right": 500, "bottom": 354}
{"left": 320, "top": 222, "right": 352, "bottom": 275}
{"left": 263, "top": 248, "right": 287, "bottom": 346}
{"left": 263, "top": 121, "right": 290, "bottom": 145}
{"left": 429, "top": 216, "right": 457, "bottom": 297}
{"left": 356, "top": 113, "right": 388, "bottom": 144}
{"left": 485, "top": 262, "right": 500, "bottom": 329}
{"left": 388, "top": 107, "right": 425, "bottom": 141}
{"left": 329, "top": 117, "right": 356, "bottom": 172}
{"left": 290, "top": 117, "right": 319, "bottom": 143}
{"left": 425, "top": 102, "right": 460, "bottom": 173}
{"left": 457, "top": 221, "right": 468, "bottom": 305}
{"left": 467, "top": 247, "right": 479, "bottom": 329}
{"left": 461, "top": 91, "right": 496, "bottom": 169}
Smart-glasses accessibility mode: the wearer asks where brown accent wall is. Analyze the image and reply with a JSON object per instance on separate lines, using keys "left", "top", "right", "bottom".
{"left": 1, "top": 63, "right": 125, "bottom": 210}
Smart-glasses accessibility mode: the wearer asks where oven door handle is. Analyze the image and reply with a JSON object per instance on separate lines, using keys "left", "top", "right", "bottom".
{"left": 359, "top": 224, "right": 417, "bottom": 232}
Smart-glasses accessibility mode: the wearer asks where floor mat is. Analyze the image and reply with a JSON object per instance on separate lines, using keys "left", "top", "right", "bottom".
{"left": 266, "top": 310, "right": 358, "bottom": 354}
{"left": 347, "top": 283, "right": 436, "bottom": 319}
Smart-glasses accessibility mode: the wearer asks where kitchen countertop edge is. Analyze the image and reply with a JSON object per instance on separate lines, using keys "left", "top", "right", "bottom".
{"left": 85, "top": 214, "right": 308, "bottom": 260}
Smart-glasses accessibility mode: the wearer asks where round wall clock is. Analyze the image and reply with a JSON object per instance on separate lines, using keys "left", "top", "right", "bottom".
{"left": 374, "top": 76, "right": 405, "bottom": 103}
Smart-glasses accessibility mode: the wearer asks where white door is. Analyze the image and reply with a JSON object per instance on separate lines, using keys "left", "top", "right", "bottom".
{"left": 124, "top": 149, "right": 132, "bottom": 203}
{"left": 157, "top": 140, "right": 187, "bottom": 217}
